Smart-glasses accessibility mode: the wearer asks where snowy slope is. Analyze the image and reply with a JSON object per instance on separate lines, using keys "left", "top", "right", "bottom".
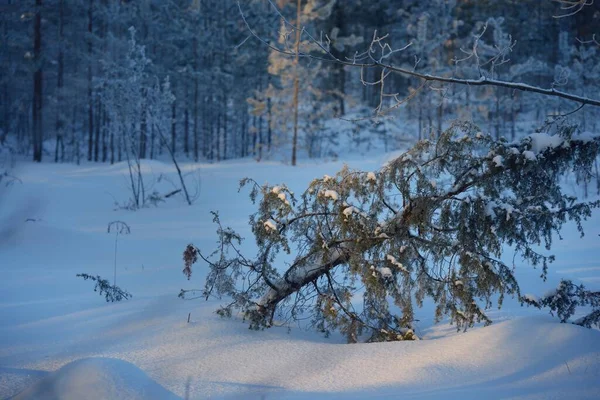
{"left": 1, "top": 156, "right": 600, "bottom": 399}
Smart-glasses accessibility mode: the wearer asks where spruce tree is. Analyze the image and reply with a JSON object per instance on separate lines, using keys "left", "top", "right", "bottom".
{"left": 183, "top": 120, "right": 600, "bottom": 342}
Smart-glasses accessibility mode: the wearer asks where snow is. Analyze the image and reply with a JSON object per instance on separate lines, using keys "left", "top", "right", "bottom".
{"left": 343, "top": 206, "right": 357, "bottom": 217}
{"left": 529, "top": 132, "right": 564, "bottom": 154}
{"left": 377, "top": 266, "right": 393, "bottom": 279}
{"left": 500, "top": 203, "right": 515, "bottom": 221}
{"left": 322, "top": 189, "right": 339, "bottom": 201}
{"left": 264, "top": 219, "right": 277, "bottom": 232}
{"left": 484, "top": 200, "right": 497, "bottom": 218}
{"left": 523, "top": 294, "right": 541, "bottom": 304}
{"left": 522, "top": 150, "right": 537, "bottom": 161}
{"left": 1, "top": 156, "right": 599, "bottom": 400}
{"left": 386, "top": 254, "right": 408, "bottom": 273}
{"left": 366, "top": 172, "right": 377, "bottom": 182}
{"left": 11, "top": 358, "right": 180, "bottom": 400}
{"left": 573, "top": 131, "right": 599, "bottom": 143}
{"left": 492, "top": 155, "right": 504, "bottom": 167}
{"left": 322, "top": 174, "right": 334, "bottom": 183}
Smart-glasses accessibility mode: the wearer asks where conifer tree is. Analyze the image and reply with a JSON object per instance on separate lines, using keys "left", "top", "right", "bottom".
{"left": 183, "top": 120, "right": 600, "bottom": 342}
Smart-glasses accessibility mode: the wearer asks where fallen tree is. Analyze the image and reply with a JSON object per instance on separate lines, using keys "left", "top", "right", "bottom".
{"left": 182, "top": 120, "right": 600, "bottom": 342}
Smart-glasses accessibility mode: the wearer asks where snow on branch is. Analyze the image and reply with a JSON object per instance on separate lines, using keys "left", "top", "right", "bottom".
{"left": 523, "top": 279, "right": 600, "bottom": 328}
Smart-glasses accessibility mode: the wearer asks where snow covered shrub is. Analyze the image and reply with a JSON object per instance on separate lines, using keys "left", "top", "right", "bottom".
{"left": 183, "top": 121, "right": 600, "bottom": 342}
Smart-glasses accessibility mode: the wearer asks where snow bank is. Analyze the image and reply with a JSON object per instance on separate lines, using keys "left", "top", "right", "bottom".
{"left": 2, "top": 157, "right": 600, "bottom": 400}
{"left": 12, "top": 358, "right": 180, "bottom": 400}
{"left": 6, "top": 313, "right": 600, "bottom": 400}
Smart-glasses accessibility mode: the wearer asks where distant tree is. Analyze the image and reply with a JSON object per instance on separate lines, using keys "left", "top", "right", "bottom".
{"left": 32, "top": 0, "right": 43, "bottom": 162}
{"left": 258, "top": 0, "right": 338, "bottom": 164}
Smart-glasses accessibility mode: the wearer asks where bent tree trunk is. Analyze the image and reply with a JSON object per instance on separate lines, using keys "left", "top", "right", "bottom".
{"left": 184, "top": 122, "right": 600, "bottom": 342}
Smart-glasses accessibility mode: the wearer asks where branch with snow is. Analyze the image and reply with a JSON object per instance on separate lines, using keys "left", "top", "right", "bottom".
{"left": 523, "top": 279, "right": 600, "bottom": 328}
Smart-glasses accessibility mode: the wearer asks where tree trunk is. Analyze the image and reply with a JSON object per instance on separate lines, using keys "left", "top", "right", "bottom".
{"left": 495, "top": 88, "right": 501, "bottom": 140}
{"left": 87, "top": 0, "right": 94, "bottom": 162}
{"left": 332, "top": 1, "right": 345, "bottom": 115}
{"left": 184, "top": 84, "right": 189, "bottom": 157}
{"left": 110, "top": 119, "right": 115, "bottom": 164}
{"left": 267, "top": 88, "right": 272, "bottom": 153}
{"left": 32, "top": 0, "right": 43, "bottom": 162}
{"left": 216, "top": 111, "right": 221, "bottom": 162}
{"left": 150, "top": 124, "right": 155, "bottom": 160}
{"left": 140, "top": 91, "right": 147, "bottom": 159}
{"left": 171, "top": 96, "right": 176, "bottom": 155}
{"left": 252, "top": 115, "right": 257, "bottom": 157}
{"left": 193, "top": 38, "right": 199, "bottom": 162}
{"left": 241, "top": 113, "right": 247, "bottom": 158}
{"left": 291, "top": 0, "right": 301, "bottom": 166}
{"left": 102, "top": 109, "right": 107, "bottom": 162}
{"left": 223, "top": 96, "right": 228, "bottom": 161}
{"left": 94, "top": 99, "right": 100, "bottom": 161}
{"left": 54, "top": 0, "right": 64, "bottom": 163}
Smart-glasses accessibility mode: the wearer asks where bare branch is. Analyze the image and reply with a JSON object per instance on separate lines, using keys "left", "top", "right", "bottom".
{"left": 238, "top": 2, "right": 600, "bottom": 108}
{"left": 552, "top": 0, "right": 594, "bottom": 18}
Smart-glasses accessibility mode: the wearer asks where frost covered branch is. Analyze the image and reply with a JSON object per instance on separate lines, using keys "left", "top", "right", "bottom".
{"left": 552, "top": 0, "right": 595, "bottom": 18}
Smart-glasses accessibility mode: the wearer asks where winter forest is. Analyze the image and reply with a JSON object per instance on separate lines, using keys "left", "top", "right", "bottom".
{"left": 2, "top": 0, "right": 600, "bottom": 164}
{"left": 1, "top": 1, "right": 600, "bottom": 399}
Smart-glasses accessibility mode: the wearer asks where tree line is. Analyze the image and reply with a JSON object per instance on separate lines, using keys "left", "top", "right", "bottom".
{"left": 1, "top": 0, "right": 599, "bottom": 164}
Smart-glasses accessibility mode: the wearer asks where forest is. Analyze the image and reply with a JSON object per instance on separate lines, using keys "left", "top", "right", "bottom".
{"left": 1, "top": 0, "right": 599, "bottom": 165}
{"left": 1, "top": 1, "right": 600, "bottom": 399}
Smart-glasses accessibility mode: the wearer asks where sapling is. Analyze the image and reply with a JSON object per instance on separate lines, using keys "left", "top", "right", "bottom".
{"left": 108, "top": 220, "right": 131, "bottom": 286}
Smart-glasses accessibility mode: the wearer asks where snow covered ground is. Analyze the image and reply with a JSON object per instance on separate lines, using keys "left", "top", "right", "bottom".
{"left": 1, "top": 151, "right": 600, "bottom": 399}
